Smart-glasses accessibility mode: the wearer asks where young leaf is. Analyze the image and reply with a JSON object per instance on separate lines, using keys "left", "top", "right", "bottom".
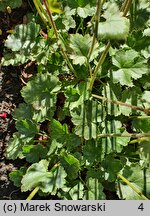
{"left": 16, "top": 119, "right": 38, "bottom": 140}
{"left": 61, "top": 153, "right": 80, "bottom": 180}
{"left": 22, "top": 144, "right": 48, "bottom": 163}
{"left": 47, "top": 0, "right": 63, "bottom": 14}
{"left": 6, "top": 132, "right": 24, "bottom": 160}
{"left": 4, "top": 22, "right": 40, "bottom": 51}
{"left": 77, "top": 4, "right": 95, "bottom": 18}
{"left": 9, "top": 167, "right": 27, "bottom": 187}
{"left": 69, "top": 34, "right": 99, "bottom": 65}
{"left": 102, "top": 155, "right": 124, "bottom": 182}
{"left": 98, "top": 3, "right": 130, "bottom": 40}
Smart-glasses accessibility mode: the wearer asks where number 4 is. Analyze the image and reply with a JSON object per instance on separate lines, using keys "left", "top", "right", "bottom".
{"left": 138, "top": 203, "right": 144, "bottom": 211}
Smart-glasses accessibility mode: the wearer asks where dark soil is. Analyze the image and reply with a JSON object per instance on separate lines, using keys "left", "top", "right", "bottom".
{"left": 0, "top": 1, "right": 32, "bottom": 200}
{"left": 0, "top": 65, "right": 28, "bottom": 199}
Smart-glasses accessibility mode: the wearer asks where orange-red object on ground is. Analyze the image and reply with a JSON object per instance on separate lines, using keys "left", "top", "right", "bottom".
{"left": 0, "top": 112, "right": 7, "bottom": 119}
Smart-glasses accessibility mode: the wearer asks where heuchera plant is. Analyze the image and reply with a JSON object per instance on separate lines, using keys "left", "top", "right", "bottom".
{"left": 1, "top": 0, "right": 150, "bottom": 200}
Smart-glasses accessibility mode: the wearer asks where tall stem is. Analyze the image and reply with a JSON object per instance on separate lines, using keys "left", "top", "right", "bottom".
{"left": 89, "top": 41, "right": 111, "bottom": 90}
{"left": 43, "top": 0, "right": 77, "bottom": 76}
{"left": 89, "top": 0, "right": 133, "bottom": 91}
{"left": 42, "top": 0, "right": 59, "bottom": 38}
{"left": 33, "top": 0, "right": 47, "bottom": 25}
{"left": 123, "top": 0, "right": 133, "bottom": 16}
{"left": 87, "top": 0, "right": 103, "bottom": 60}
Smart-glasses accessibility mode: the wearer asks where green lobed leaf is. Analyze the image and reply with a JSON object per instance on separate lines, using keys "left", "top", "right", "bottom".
{"left": 138, "top": 138, "right": 150, "bottom": 164}
{"left": 57, "top": 181, "right": 84, "bottom": 200}
{"left": 1, "top": 52, "right": 29, "bottom": 66}
{"left": 22, "top": 144, "right": 48, "bottom": 163}
{"left": 102, "top": 155, "right": 124, "bottom": 182}
{"left": 100, "top": 120, "right": 130, "bottom": 154}
{"left": 61, "top": 153, "right": 80, "bottom": 180}
{"left": 112, "top": 49, "right": 148, "bottom": 86}
{"left": 86, "top": 167, "right": 104, "bottom": 180}
{"left": 127, "top": 30, "right": 150, "bottom": 52}
{"left": 77, "top": 5, "right": 96, "bottom": 18}
{"left": 5, "top": 22, "right": 40, "bottom": 51}
{"left": 141, "top": 91, "right": 150, "bottom": 103}
{"left": 98, "top": 3, "right": 130, "bottom": 41}
{"left": 61, "top": 7, "right": 76, "bottom": 31}
{"left": 21, "top": 73, "right": 61, "bottom": 121}
{"left": 6, "top": 132, "right": 24, "bottom": 160}
{"left": 40, "top": 166, "right": 67, "bottom": 194}
{"left": 69, "top": 34, "right": 99, "bottom": 65}
{"left": 21, "top": 160, "right": 67, "bottom": 193}
{"left": 50, "top": 119, "right": 69, "bottom": 143}
{"left": 16, "top": 119, "right": 38, "bottom": 140}
{"left": 83, "top": 140, "right": 104, "bottom": 163}
{"left": 63, "top": 0, "right": 96, "bottom": 9}
{"left": 132, "top": 118, "right": 150, "bottom": 133}
{"left": 68, "top": 181, "right": 84, "bottom": 200}
{"left": 49, "top": 120, "right": 81, "bottom": 151}
{"left": 47, "top": 139, "right": 63, "bottom": 156}
{"left": 13, "top": 103, "right": 33, "bottom": 121}
{"left": 9, "top": 167, "right": 27, "bottom": 187}
{"left": 1, "top": 22, "right": 41, "bottom": 66}
{"left": 65, "top": 82, "right": 90, "bottom": 109}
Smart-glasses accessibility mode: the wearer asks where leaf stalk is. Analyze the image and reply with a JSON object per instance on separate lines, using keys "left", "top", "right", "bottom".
{"left": 26, "top": 186, "right": 39, "bottom": 200}
{"left": 98, "top": 133, "right": 150, "bottom": 138}
{"left": 42, "top": 0, "right": 77, "bottom": 77}
{"left": 89, "top": 41, "right": 111, "bottom": 90}
{"left": 92, "top": 94, "right": 149, "bottom": 114}
{"left": 117, "top": 173, "right": 149, "bottom": 200}
{"left": 33, "top": 0, "right": 48, "bottom": 26}
{"left": 87, "top": 0, "right": 105, "bottom": 61}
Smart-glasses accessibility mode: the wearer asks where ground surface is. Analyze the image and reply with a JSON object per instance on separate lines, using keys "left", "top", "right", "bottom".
{"left": 0, "top": 2, "right": 31, "bottom": 200}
